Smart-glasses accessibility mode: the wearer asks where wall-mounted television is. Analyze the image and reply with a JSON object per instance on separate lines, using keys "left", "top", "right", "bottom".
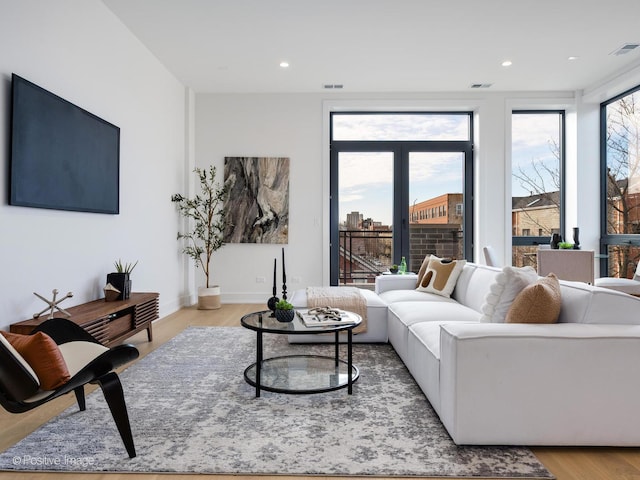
{"left": 10, "top": 74, "right": 120, "bottom": 214}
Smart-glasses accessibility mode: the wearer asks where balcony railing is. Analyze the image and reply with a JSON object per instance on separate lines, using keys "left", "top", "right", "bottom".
{"left": 339, "top": 229, "right": 392, "bottom": 286}
{"left": 338, "top": 224, "right": 464, "bottom": 286}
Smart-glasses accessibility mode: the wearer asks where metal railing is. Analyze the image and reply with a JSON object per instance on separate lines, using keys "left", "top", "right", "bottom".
{"left": 339, "top": 230, "right": 392, "bottom": 285}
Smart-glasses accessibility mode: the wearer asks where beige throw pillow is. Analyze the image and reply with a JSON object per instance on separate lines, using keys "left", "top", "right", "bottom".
{"left": 505, "top": 273, "right": 561, "bottom": 324}
{"left": 416, "top": 256, "right": 466, "bottom": 298}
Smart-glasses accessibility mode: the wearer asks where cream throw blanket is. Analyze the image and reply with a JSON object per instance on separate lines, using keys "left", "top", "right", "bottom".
{"left": 306, "top": 287, "right": 367, "bottom": 334}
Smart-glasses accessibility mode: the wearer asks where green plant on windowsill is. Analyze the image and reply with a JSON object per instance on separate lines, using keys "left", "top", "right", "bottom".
{"left": 558, "top": 242, "right": 574, "bottom": 249}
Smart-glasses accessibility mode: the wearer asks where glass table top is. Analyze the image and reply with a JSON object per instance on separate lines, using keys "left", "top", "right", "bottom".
{"left": 241, "top": 309, "right": 361, "bottom": 335}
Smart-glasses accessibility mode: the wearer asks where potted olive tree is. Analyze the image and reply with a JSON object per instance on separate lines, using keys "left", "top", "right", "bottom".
{"left": 171, "top": 165, "right": 230, "bottom": 310}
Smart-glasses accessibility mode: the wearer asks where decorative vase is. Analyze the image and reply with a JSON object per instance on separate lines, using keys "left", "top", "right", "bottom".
{"left": 106, "top": 272, "right": 130, "bottom": 300}
{"left": 550, "top": 233, "right": 562, "bottom": 249}
{"left": 198, "top": 286, "right": 221, "bottom": 310}
{"left": 573, "top": 227, "right": 580, "bottom": 249}
{"left": 274, "top": 309, "right": 294, "bottom": 323}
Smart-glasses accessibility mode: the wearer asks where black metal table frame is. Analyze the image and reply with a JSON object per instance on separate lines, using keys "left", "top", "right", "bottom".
{"left": 241, "top": 310, "right": 359, "bottom": 397}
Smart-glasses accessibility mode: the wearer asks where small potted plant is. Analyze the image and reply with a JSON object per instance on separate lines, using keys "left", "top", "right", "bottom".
{"left": 107, "top": 259, "right": 138, "bottom": 300}
{"left": 274, "top": 299, "right": 295, "bottom": 323}
{"left": 389, "top": 264, "right": 399, "bottom": 274}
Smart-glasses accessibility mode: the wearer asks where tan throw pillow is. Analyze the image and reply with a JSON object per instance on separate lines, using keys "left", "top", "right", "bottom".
{"left": 416, "top": 257, "right": 466, "bottom": 298}
{"left": 505, "top": 273, "right": 561, "bottom": 324}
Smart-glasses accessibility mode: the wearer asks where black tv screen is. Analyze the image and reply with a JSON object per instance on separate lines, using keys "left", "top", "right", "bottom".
{"left": 10, "top": 74, "right": 120, "bottom": 214}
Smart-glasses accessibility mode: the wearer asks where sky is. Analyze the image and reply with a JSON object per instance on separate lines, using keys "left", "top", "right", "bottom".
{"left": 335, "top": 113, "right": 560, "bottom": 226}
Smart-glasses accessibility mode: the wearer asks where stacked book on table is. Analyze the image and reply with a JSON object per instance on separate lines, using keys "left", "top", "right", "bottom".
{"left": 296, "top": 308, "right": 357, "bottom": 327}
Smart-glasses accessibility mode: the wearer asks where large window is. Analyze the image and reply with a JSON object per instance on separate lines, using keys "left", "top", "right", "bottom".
{"left": 330, "top": 113, "right": 473, "bottom": 286}
{"left": 601, "top": 85, "right": 640, "bottom": 278}
{"left": 511, "top": 111, "right": 565, "bottom": 268}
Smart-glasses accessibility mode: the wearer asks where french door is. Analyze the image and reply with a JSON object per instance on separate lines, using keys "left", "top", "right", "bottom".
{"left": 329, "top": 140, "right": 473, "bottom": 286}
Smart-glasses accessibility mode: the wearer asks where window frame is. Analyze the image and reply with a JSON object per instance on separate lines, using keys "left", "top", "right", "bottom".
{"left": 599, "top": 83, "right": 640, "bottom": 276}
{"left": 329, "top": 111, "right": 474, "bottom": 285}
{"left": 511, "top": 110, "right": 566, "bottom": 249}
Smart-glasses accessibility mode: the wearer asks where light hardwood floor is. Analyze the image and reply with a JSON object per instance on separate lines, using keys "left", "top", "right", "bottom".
{"left": 1, "top": 303, "right": 639, "bottom": 480}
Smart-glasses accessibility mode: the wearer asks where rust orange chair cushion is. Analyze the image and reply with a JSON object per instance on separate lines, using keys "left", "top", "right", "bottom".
{"left": 1, "top": 331, "right": 71, "bottom": 390}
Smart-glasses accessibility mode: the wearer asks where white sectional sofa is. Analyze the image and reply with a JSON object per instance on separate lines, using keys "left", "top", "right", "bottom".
{"left": 376, "top": 262, "right": 640, "bottom": 446}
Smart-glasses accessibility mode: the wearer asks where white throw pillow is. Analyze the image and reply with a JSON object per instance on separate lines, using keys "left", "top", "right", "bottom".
{"left": 479, "top": 265, "right": 539, "bottom": 323}
{"left": 416, "top": 256, "right": 466, "bottom": 298}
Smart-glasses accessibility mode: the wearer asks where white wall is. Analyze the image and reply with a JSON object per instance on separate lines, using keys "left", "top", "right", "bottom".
{"left": 195, "top": 94, "right": 325, "bottom": 303}
{"left": 195, "top": 91, "right": 598, "bottom": 303}
{"left": 0, "top": 0, "right": 187, "bottom": 329}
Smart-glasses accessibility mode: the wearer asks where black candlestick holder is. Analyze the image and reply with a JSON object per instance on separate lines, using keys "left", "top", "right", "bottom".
{"left": 267, "top": 295, "right": 279, "bottom": 316}
{"left": 267, "top": 257, "right": 279, "bottom": 317}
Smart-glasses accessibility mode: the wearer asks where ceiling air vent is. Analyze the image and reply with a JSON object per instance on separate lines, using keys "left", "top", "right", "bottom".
{"left": 611, "top": 43, "right": 640, "bottom": 56}
{"left": 323, "top": 84, "right": 344, "bottom": 89}
{"left": 470, "top": 83, "right": 492, "bottom": 89}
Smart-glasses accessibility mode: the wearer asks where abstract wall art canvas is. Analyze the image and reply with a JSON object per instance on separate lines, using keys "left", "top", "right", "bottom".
{"left": 223, "top": 156, "right": 289, "bottom": 244}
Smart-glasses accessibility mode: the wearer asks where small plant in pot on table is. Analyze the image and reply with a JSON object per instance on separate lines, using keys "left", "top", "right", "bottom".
{"left": 107, "top": 259, "right": 138, "bottom": 300}
{"left": 171, "top": 165, "right": 230, "bottom": 310}
{"left": 274, "top": 299, "right": 295, "bottom": 323}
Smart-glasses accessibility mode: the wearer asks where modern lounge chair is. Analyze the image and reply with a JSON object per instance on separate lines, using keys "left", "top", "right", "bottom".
{"left": 595, "top": 262, "right": 640, "bottom": 296}
{"left": 0, "top": 318, "right": 139, "bottom": 457}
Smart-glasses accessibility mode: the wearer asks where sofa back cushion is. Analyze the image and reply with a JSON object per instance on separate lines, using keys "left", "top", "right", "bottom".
{"left": 452, "top": 263, "right": 502, "bottom": 313}
{"left": 558, "top": 280, "right": 640, "bottom": 325}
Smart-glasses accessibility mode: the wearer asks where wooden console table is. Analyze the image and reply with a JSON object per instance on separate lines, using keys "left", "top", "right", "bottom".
{"left": 10, "top": 292, "right": 159, "bottom": 347}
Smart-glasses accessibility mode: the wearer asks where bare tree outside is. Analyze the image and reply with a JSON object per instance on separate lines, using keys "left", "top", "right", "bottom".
{"left": 511, "top": 112, "right": 562, "bottom": 268}
{"left": 604, "top": 91, "right": 640, "bottom": 277}
{"left": 510, "top": 94, "right": 640, "bottom": 278}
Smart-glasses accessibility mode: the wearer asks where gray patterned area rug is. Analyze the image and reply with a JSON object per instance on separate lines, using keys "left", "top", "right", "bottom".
{"left": 0, "top": 327, "right": 553, "bottom": 478}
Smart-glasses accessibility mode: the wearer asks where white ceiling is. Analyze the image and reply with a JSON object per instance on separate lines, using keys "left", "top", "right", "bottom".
{"left": 103, "top": 0, "right": 640, "bottom": 94}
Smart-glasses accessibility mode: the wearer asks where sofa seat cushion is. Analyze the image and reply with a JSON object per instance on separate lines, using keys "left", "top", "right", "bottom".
{"left": 389, "top": 301, "right": 483, "bottom": 329}
{"left": 387, "top": 300, "right": 482, "bottom": 364}
{"left": 407, "top": 321, "right": 445, "bottom": 414}
{"left": 410, "top": 321, "right": 443, "bottom": 360}
{"left": 379, "top": 289, "right": 457, "bottom": 305}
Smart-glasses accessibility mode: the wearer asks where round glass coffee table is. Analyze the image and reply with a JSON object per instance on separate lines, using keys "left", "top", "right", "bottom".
{"left": 240, "top": 309, "right": 361, "bottom": 397}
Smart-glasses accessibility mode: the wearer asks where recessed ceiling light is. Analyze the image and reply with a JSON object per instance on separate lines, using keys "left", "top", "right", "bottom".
{"left": 279, "top": 61, "right": 290, "bottom": 68}
{"left": 568, "top": 56, "right": 579, "bottom": 61}
{"left": 501, "top": 60, "right": 513, "bottom": 67}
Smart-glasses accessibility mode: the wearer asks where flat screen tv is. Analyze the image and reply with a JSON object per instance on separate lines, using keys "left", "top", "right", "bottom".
{"left": 10, "top": 74, "right": 120, "bottom": 214}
